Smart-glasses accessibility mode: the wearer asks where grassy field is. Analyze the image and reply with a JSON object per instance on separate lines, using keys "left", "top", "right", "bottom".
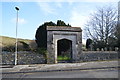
{"left": 0, "top": 36, "right": 34, "bottom": 48}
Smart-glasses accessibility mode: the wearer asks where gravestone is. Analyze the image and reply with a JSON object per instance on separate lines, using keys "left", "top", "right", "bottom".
{"left": 47, "top": 26, "right": 82, "bottom": 64}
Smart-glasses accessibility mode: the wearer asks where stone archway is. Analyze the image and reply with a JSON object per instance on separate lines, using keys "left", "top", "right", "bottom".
{"left": 47, "top": 26, "right": 82, "bottom": 64}
{"left": 54, "top": 35, "right": 77, "bottom": 63}
{"left": 57, "top": 39, "right": 72, "bottom": 63}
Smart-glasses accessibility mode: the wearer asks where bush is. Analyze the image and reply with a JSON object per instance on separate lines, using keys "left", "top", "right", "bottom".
{"left": 2, "top": 45, "right": 15, "bottom": 52}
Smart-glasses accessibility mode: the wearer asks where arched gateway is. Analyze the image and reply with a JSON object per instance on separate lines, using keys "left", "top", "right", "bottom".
{"left": 57, "top": 39, "right": 72, "bottom": 62}
{"left": 47, "top": 26, "right": 82, "bottom": 64}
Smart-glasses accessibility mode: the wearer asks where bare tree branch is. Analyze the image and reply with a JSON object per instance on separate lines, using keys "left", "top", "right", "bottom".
{"left": 85, "top": 6, "right": 117, "bottom": 47}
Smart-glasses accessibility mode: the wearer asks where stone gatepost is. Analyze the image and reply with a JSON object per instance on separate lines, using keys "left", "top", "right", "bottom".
{"left": 47, "top": 26, "right": 82, "bottom": 64}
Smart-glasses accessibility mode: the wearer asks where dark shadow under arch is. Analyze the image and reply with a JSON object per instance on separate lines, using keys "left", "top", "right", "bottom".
{"left": 57, "top": 39, "right": 72, "bottom": 63}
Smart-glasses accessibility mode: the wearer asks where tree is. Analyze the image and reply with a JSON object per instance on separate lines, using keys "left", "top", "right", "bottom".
{"left": 57, "top": 20, "right": 71, "bottom": 26}
{"left": 85, "top": 6, "right": 117, "bottom": 49}
{"left": 35, "top": 21, "right": 56, "bottom": 49}
{"left": 35, "top": 20, "right": 71, "bottom": 49}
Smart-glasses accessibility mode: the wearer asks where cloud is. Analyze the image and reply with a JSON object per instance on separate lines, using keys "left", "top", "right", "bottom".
{"left": 83, "top": 0, "right": 119, "bottom": 2}
{"left": 69, "top": 9, "right": 91, "bottom": 44}
{"left": 37, "top": 0, "right": 118, "bottom": 2}
{"left": 37, "top": 2, "right": 56, "bottom": 14}
{"left": 69, "top": 10, "right": 89, "bottom": 29}
{"left": 11, "top": 18, "right": 27, "bottom": 24}
{"left": 1, "top": 0, "right": 118, "bottom": 2}
{"left": 55, "top": 2, "right": 62, "bottom": 8}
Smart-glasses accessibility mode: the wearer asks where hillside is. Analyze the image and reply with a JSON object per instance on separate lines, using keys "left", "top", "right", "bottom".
{"left": 0, "top": 36, "right": 85, "bottom": 51}
{"left": 0, "top": 36, "right": 36, "bottom": 48}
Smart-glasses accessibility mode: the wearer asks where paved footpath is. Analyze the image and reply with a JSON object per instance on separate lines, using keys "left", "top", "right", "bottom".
{"left": 1, "top": 60, "right": 119, "bottom": 73}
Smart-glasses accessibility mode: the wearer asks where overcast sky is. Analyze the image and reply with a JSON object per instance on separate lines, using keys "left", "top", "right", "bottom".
{"left": 1, "top": 0, "right": 119, "bottom": 43}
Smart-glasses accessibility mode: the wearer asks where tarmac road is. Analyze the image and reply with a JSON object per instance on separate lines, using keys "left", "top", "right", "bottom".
{"left": 2, "top": 68, "right": 119, "bottom": 78}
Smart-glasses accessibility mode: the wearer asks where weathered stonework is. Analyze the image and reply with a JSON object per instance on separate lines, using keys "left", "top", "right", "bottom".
{"left": 47, "top": 26, "right": 82, "bottom": 64}
{"left": 2, "top": 51, "right": 118, "bottom": 65}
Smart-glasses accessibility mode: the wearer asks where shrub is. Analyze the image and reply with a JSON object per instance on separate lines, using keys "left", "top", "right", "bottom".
{"left": 2, "top": 45, "right": 15, "bottom": 52}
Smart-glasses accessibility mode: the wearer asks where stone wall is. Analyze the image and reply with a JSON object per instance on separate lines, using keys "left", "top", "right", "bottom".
{"left": 1, "top": 51, "right": 118, "bottom": 65}
{"left": 79, "top": 51, "right": 118, "bottom": 62}
{"left": 1, "top": 51, "right": 46, "bottom": 65}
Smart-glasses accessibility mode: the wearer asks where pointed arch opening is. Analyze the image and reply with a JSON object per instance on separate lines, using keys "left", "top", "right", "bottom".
{"left": 57, "top": 38, "right": 72, "bottom": 63}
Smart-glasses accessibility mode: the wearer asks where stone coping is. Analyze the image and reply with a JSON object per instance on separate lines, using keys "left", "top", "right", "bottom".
{"left": 47, "top": 26, "right": 82, "bottom": 32}
{"left": 83, "top": 51, "right": 118, "bottom": 53}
